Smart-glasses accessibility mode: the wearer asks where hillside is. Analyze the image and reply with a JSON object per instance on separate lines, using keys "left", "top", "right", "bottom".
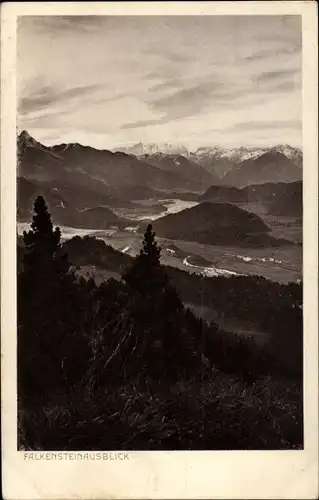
{"left": 17, "top": 177, "right": 130, "bottom": 229}
{"left": 139, "top": 152, "right": 217, "bottom": 189}
{"left": 18, "top": 131, "right": 205, "bottom": 195}
{"left": 199, "top": 181, "right": 302, "bottom": 216}
{"left": 153, "top": 202, "right": 290, "bottom": 247}
{"left": 223, "top": 151, "right": 302, "bottom": 187}
{"left": 266, "top": 182, "right": 302, "bottom": 217}
{"left": 190, "top": 145, "right": 302, "bottom": 180}
{"left": 199, "top": 185, "right": 247, "bottom": 203}
{"left": 17, "top": 177, "right": 69, "bottom": 222}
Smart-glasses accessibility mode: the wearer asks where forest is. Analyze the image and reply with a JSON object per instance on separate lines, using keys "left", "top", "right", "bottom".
{"left": 17, "top": 196, "right": 303, "bottom": 450}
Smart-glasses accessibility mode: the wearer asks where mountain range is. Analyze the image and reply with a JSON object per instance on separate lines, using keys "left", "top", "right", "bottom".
{"left": 17, "top": 131, "right": 302, "bottom": 236}
{"left": 18, "top": 131, "right": 215, "bottom": 195}
{"left": 222, "top": 151, "right": 302, "bottom": 187}
{"left": 114, "top": 142, "right": 302, "bottom": 180}
{"left": 138, "top": 152, "right": 216, "bottom": 186}
{"left": 115, "top": 142, "right": 189, "bottom": 156}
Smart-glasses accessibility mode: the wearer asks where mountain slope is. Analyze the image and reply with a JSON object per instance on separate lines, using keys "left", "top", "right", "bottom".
{"left": 18, "top": 131, "right": 205, "bottom": 194}
{"left": 264, "top": 181, "right": 302, "bottom": 217}
{"left": 49, "top": 142, "right": 191, "bottom": 190}
{"left": 199, "top": 181, "right": 302, "bottom": 218}
{"left": 17, "top": 177, "right": 130, "bottom": 229}
{"left": 243, "top": 180, "right": 302, "bottom": 203}
{"left": 223, "top": 152, "right": 302, "bottom": 187}
{"left": 190, "top": 145, "right": 302, "bottom": 180}
{"left": 139, "top": 152, "right": 217, "bottom": 189}
{"left": 153, "top": 202, "right": 290, "bottom": 247}
{"left": 199, "top": 185, "right": 247, "bottom": 203}
{"left": 17, "top": 177, "right": 69, "bottom": 222}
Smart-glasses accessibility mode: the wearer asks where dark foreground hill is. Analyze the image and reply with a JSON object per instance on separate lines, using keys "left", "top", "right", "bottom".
{"left": 153, "top": 202, "right": 291, "bottom": 247}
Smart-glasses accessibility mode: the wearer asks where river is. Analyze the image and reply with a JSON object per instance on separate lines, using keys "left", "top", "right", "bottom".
{"left": 17, "top": 198, "right": 301, "bottom": 283}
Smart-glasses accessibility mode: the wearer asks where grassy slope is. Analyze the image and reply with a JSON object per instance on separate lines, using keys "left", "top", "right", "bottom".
{"left": 18, "top": 234, "right": 303, "bottom": 451}
{"left": 19, "top": 373, "right": 303, "bottom": 451}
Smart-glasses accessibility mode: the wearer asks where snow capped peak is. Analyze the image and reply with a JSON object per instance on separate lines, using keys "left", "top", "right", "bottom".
{"left": 191, "top": 144, "right": 302, "bottom": 166}
{"left": 270, "top": 144, "right": 302, "bottom": 158}
{"left": 114, "top": 142, "right": 189, "bottom": 156}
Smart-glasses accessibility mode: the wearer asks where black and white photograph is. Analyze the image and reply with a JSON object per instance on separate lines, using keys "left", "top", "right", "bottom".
{"left": 15, "top": 13, "right": 306, "bottom": 453}
{"left": 1, "top": 2, "right": 318, "bottom": 498}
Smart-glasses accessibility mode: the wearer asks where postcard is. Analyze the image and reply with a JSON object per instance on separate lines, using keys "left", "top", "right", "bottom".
{"left": 1, "top": 1, "right": 318, "bottom": 499}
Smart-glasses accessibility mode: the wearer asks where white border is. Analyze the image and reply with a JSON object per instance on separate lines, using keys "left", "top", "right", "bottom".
{"left": 1, "top": 2, "right": 318, "bottom": 499}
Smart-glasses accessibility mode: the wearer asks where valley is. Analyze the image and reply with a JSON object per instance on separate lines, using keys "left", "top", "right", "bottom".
{"left": 16, "top": 14, "right": 305, "bottom": 456}
{"left": 18, "top": 202, "right": 302, "bottom": 284}
{"left": 17, "top": 131, "right": 303, "bottom": 286}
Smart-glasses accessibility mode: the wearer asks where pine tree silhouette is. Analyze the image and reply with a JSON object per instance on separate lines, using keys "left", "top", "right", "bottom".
{"left": 123, "top": 224, "right": 168, "bottom": 296}
{"left": 18, "top": 196, "right": 88, "bottom": 404}
{"left": 122, "top": 224, "right": 201, "bottom": 381}
{"left": 141, "top": 223, "right": 161, "bottom": 263}
{"left": 22, "top": 196, "right": 69, "bottom": 277}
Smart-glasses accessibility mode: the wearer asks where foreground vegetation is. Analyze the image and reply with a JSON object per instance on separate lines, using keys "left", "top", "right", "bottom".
{"left": 18, "top": 196, "right": 303, "bottom": 450}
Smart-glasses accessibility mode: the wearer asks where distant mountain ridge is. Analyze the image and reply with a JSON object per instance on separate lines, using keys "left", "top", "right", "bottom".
{"left": 222, "top": 151, "right": 302, "bottom": 187}
{"left": 18, "top": 131, "right": 214, "bottom": 193}
{"left": 114, "top": 141, "right": 302, "bottom": 182}
{"left": 114, "top": 142, "right": 189, "bottom": 156}
{"left": 17, "top": 131, "right": 303, "bottom": 229}
{"left": 138, "top": 152, "right": 217, "bottom": 187}
{"left": 191, "top": 144, "right": 302, "bottom": 166}
{"left": 114, "top": 141, "right": 302, "bottom": 167}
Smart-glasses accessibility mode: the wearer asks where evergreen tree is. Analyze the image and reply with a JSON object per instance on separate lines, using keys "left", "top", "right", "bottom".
{"left": 18, "top": 196, "right": 91, "bottom": 404}
{"left": 123, "top": 224, "right": 168, "bottom": 297}
{"left": 121, "top": 224, "right": 201, "bottom": 382}
{"left": 22, "top": 196, "right": 69, "bottom": 279}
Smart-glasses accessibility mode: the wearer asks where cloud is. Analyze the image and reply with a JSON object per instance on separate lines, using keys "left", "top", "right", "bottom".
{"left": 121, "top": 118, "right": 167, "bottom": 130}
{"left": 121, "top": 70, "right": 299, "bottom": 131}
{"left": 148, "top": 78, "right": 183, "bottom": 93}
{"left": 18, "top": 15, "right": 302, "bottom": 149}
{"left": 255, "top": 68, "right": 298, "bottom": 83}
{"left": 121, "top": 80, "right": 222, "bottom": 130}
{"left": 18, "top": 16, "right": 107, "bottom": 36}
{"left": 230, "top": 119, "right": 302, "bottom": 131}
{"left": 19, "top": 82, "right": 103, "bottom": 115}
{"left": 245, "top": 49, "right": 276, "bottom": 62}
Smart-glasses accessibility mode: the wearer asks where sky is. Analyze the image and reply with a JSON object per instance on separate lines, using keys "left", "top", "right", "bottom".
{"left": 17, "top": 15, "right": 302, "bottom": 150}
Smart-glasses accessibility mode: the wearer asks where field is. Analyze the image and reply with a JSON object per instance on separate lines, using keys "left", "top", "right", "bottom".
{"left": 67, "top": 227, "right": 301, "bottom": 284}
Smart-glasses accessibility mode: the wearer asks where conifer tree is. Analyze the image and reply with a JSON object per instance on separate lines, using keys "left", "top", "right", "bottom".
{"left": 18, "top": 196, "right": 89, "bottom": 403}
{"left": 123, "top": 224, "right": 168, "bottom": 296}
{"left": 22, "top": 195, "right": 69, "bottom": 278}
{"left": 122, "top": 224, "right": 201, "bottom": 381}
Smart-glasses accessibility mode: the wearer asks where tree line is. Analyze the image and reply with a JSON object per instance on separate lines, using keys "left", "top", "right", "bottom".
{"left": 18, "top": 196, "right": 302, "bottom": 407}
